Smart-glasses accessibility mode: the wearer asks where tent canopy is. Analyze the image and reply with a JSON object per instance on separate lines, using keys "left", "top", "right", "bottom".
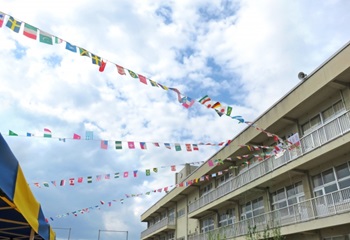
{"left": 0, "top": 133, "right": 55, "bottom": 240}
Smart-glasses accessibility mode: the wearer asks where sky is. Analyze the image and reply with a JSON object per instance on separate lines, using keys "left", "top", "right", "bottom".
{"left": 1, "top": 0, "right": 350, "bottom": 239}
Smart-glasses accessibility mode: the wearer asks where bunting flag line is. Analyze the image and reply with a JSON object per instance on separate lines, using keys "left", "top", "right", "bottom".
{"left": 0, "top": 11, "right": 250, "bottom": 120}
{"left": 30, "top": 161, "right": 206, "bottom": 188}
{"left": 5, "top": 129, "right": 284, "bottom": 153}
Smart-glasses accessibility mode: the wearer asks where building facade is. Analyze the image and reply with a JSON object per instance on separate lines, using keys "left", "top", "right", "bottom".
{"left": 141, "top": 42, "right": 350, "bottom": 240}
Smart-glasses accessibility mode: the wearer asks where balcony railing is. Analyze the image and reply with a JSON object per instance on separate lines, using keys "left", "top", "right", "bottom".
{"left": 300, "top": 111, "right": 350, "bottom": 153}
{"left": 141, "top": 217, "right": 176, "bottom": 239}
{"left": 189, "top": 187, "right": 350, "bottom": 240}
{"left": 188, "top": 112, "right": 350, "bottom": 214}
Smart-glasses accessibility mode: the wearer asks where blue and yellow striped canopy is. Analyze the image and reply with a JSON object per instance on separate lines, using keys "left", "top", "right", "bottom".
{"left": 0, "top": 133, "right": 55, "bottom": 240}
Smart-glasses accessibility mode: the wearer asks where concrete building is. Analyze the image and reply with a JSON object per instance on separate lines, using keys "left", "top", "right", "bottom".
{"left": 140, "top": 42, "right": 350, "bottom": 240}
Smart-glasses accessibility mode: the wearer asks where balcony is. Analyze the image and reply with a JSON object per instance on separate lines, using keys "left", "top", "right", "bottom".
{"left": 141, "top": 217, "right": 176, "bottom": 239}
{"left": 188, "top": 111, "right": 350, "bottom": 214}
{"left": 189, "top": 186, "right": 350, "bottom": 240}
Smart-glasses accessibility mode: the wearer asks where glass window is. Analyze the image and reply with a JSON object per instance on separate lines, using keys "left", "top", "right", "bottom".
{"left": 339, "top": 178, "right": 350, "bottom": 189}
{"left": 322, "top": 169, "right": 335, "bottom": 184}
{"left": 313, "top": 174, "right": 323, "bottom": 188}
{"left": 324, "top": 183, "right": 338, "bottom": 194}
{"left": 335, "top": 163, "right": 350, "bottom": 180}
{"left": 322, "top": 106, "right": 334, "bottom": 122}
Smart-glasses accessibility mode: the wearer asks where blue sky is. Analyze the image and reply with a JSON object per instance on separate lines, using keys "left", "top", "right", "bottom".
{"left": 1, "top": 0, "right": 350, "bottom": 239}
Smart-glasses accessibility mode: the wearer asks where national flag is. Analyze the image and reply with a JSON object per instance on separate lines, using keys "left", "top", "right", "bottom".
{"left": 175, "top": 143, "right": 182, "bottom": 151}
{"left": 128, "top": 70, "right": 138, "bottom": 78}
{"left": 192, "top": 144, "right": 199, "bottom": 151}
{"left": 208, "top": 160, "right": 214, "bottom": 167}
{"left": 87, "top": 176, "right": 92, "bottom": 183}
{"left": 77, "top": 177, "right": 83, "bottom": 183}
{"left": 138, "top": 75, "right": 147, "bottom": 85}
{"left": 23, "top": 23, "right": 37, "bottom": 40}
{"left": 164, "top": 143, "right": 171, "bottom": 149}
{"left": 91, "top": 54, "right": 101, "bottom": 66}
{"left": 123, "top": 172, "right": 129, "bottom": 178}
{"left": 6, "top": 16, "right": 21, "bottom": 33}
{"left": 164, "top": 186, "right": 169, "bottom": 192}
{"left": 39, "top": 31, "right": 53, "bottom": 45}
{"left": 51, "top": 181, "right": 56, "bottom": 186}
{"left": 85, "top": 131, "right": 93, "bottom": 140}
{"left": 133, "top": 170, "right": 138, "bottom": 177}
{"left": 158, "top": 83, "right": 169, "bottom": 90}
{"left": 225, "top": 140, "right": 232, "bottom": 146}
{"left": 185, "top": 144, "right": 192, "bottom": 151}
{"left": 73, "top": 133, "right": 81, "bottom": 140}
{"left": 96, "top": 175, "right": 102, "bottom": 181}
{"left": 65, "top": 42, "right": 77, "bottom": 52}
{"left": 182, "top": 96, "right": 195, "bottom": 109}
{"left": 79, "top": 48, "right": 90, "bottom": 57}
{"left": 9, "top": 130, "right": 18, "bottom": 136}
{"left": 105, "top": 174, "right": 110, "bottom": 180}
{"left": 153, "top": 142, "right": 160, "bottom": 147}
{"left": 140, "top": 142, "right": 147, "bottom": 150}
{"left": 99, "top": 60, "right": 106, "bottom": 72}
{"left": 128, "top": 141, "right": 135, "bottom": 149}
{"left": 145, "top": 169, "right": 151, "bottom": 176}
{"left": 157, "top": 188, "right": 162, "bottom": 192}
{"left": 101, "top": 140, "right": 108, "bottom": 150}
{"left": 100, "top": 200, "right": 105, "bottom": 205}
{"left": 211, "top": 102, "right": 223, "bottom": 110}
{"left": 69, "top": 178, "right": 75, "bottom": 186}
{"left": 226, "top": 106, "right": 233, "bottom": 116}
{"left": 60, "top": 180, "right": 65, "bottom": 186}
{"left": 153, "top": 168, "right": 158, "bottom": 173}
{"left": 54, "top": 36, "right": 63, "bottom": 44}
{"left": 114, "top": 173, "right": 119, "bottom": 178}
{"left": 179, "top": 182, "right": 184, "bottom": 187}
{"left": 0, "top": 12, "right": 5, "bottom": 28}
{"left": 171, "top": 165, "right": 176, "bottom": 171}
{"left": 231, "top": 116, "right": 245, "bottom": 123}
{"left": 215, "top": 109, "right": 224, "bottom": 117}
{"left": 116, "top": 64, "right": 126, "bottom": 75}
{"left": 27, "top": 132, "right": 34, "bottom": 137}
{"left": 198, "top": 95, "right": 211, "bottom": 105}
{"left": 34, "top": 183, "right": 40, "bottom": 188}
{"left": 44, "top": 128, "right": 52, "bottom": 138}
{"left": 108, "top": 202, "right": 112, "bottom": 207}
{"left": 115, "top": 141, "right": 122, "bottom": 150}
{"left": 211, "top": 173, "right": 217, "bottom": 177}
{"left": 59, "top": 138, "right": 66, "bottom": 142}
{"left": 149, "top": 79, "right": 158, "bottom": 87}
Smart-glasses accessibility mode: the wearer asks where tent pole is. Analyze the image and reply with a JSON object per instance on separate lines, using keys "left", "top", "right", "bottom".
{"left": 29, "top": 228, "right": 35, "bottom": 240}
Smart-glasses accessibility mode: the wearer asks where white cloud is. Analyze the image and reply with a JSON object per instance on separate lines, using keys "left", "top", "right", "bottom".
{"left": 1, "top": 1, "right": 350, "bottom": 239}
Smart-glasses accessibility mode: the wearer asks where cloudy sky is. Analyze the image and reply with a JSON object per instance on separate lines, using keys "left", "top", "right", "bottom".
{"left": 1, "top": 0, "right": 350, "bottom": 239}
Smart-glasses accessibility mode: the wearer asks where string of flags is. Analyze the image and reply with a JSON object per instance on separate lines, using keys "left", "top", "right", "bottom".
{"left": 47, "top": 133, "right": 301, "bottom": 221}
{"left": 0, "top": 11, "right": 246, "bottom": 122}
{"left": 6, "top": 129, "right": 282, "bottom": 152}
{"left": 49, "top": 159, "right": 233, "bottom": 221}
{"left": 30, "top": 161, "right": 205, "bottom": 188}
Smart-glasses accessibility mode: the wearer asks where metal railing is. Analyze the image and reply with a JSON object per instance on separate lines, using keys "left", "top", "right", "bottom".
{"left": 188, "top": 112, "right": 350, "bottom": 214}
{"left": 189, "top": 187, "right": 350, "bottom": 240}
{"left": 141, "top": 217, "right": 176, "bottom": 239}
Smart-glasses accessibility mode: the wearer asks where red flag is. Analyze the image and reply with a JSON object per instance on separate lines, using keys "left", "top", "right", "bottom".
{"left": 171, "top": 165, "right": 176, "bottom": 171}
{"left": 192, "top": 144, "right": 199, "bottom": 151}
{"left": 128, "top": 141, "right": 135, "bottom": 149}
{"left": 77, "top": 177, "right": 83, "bottom": 183}
{"left": 69, "top": 178, "right": 74, "bottom": 185}
{"left": 116, "top": 64, "right": 126, "bottom": 75}
{"left": 123, "top": 172, "right": 129, "bottom": 178}
{"left": 99, "top": 60, "right": 106, "bottom": 72}
{"left": 185, "top": 144, "right": 192, "bottom": 151}
{"left": 208, "top": 160, "right": 214, "bottom": 167}
{"left": 138, "top": 74, "right": 148, "bottom": 85}
{"left": 73, "top": 133, "right": 81, "bottom": 140}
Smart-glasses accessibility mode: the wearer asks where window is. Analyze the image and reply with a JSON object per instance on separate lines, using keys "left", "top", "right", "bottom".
{"left": 201, "top": 216, "right": 214, "bottom": 233}
{"left": 202, "top": 183, "right": 213, "bottom": 196}
{"left": 271, "top": 182, "right": 305, "bottom": 217}
{"left": 302, "top": 115, "right": 321, "bottom": 135}
{"left": 168, "top": 208, "right": 175, "bottom": 222}
{"left": 218, "top": 172, "right": 233, "bottom": 186}
{"left": 312, "top": 162, "right": 350, "bottom": 204}
{"left": 219, "top": 208, "right": 235, "bottom": 227}
{"left": 168, "top": 232, "right": 175, "bottom": 240}
{"left": 241, "top": 197, "right": 264, "bottom": 220}
{"left": 302, "top": 99, "right": 345, "bottom": 136}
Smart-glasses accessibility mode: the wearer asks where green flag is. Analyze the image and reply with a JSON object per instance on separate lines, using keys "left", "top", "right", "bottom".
{"left": 128, "top": 70, "right": 138, "bottom": 78}
{"left": 115, "top": 141, "right": 122, "bottom": 150}
{"left": 39, "top": 31, "right": 53, "bottom": 45}
{"left": 9, "top": 130, "right": 18, "bottom": 136}
{"left": 226, "top": 106, "right": 233, "bottom": 116}
{"left": 175, "top": 143, "right": 182, "bottom": 151}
